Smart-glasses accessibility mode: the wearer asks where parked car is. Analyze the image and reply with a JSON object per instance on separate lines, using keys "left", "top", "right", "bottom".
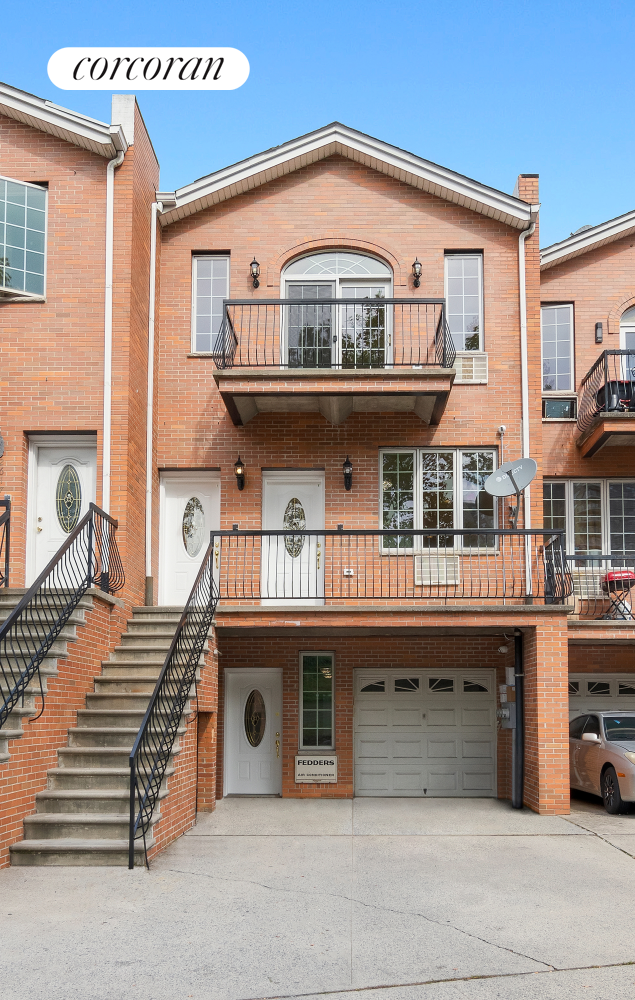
{"left": 569, "top": 712, "right": 635, "bottom": 813}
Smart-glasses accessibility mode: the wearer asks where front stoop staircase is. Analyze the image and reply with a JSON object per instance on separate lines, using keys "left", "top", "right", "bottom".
{"left": 10, "top": 607, "right": 203, "bottom": 867}
{"left": 0, "top": 589, "right": 95, "bottom": 764}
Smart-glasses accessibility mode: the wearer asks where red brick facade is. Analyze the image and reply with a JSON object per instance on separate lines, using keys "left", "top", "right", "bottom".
{"left": 1, "top": 85, "right": 633, "bottom": 865}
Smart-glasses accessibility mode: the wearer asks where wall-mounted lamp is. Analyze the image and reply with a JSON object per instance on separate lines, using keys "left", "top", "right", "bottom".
{"left": 412, "top": 258, "right": 422, "bottom": 288}
{"left": 342, "top": 456, "right": 353, "bottom": 491}
{"left": 250, "top": 258, "right": 260, "bottom": 288}
{"left": 234, "top": 456, "right": 245, "bottom": 491}
{"left": 595, "top": 322, "right": 603, "bottom": 344}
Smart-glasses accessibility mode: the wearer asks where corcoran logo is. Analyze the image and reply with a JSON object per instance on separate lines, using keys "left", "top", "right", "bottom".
{"left": 48, "top": 47, "right": 249, "bottom": 90}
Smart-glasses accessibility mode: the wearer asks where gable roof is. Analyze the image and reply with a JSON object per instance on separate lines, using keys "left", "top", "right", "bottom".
{"left": 157, "top": 122, "right": 534, "bottom": 229}
{"left": 0, "top": 81, "right": 127, "bottom": 158}
{"left": 541, "top": 209, "right": 635, "bottom": 270}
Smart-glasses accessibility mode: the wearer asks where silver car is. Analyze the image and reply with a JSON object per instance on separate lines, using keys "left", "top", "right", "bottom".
{"left": 569, "top": 712, "right": 635, "bottom": 813}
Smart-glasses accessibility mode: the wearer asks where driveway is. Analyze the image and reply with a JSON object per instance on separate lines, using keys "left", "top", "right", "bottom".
{"left": 2, "top": 796, "right": 635, "bottom": 1000}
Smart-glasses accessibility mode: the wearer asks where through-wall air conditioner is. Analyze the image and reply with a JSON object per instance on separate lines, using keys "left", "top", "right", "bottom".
{"left": 453, "top": 352, "right": 488, "bottom": 384}
{"left": 414, "top": 554, "right": 461, "bottom": 586}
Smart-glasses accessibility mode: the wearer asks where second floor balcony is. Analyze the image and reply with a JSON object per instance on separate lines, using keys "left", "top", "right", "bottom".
{"left": 577, "top": 350, "right": 635, "bottom": 456}
{"left": 211, "top": 298, "right": 456, "bottom": 425}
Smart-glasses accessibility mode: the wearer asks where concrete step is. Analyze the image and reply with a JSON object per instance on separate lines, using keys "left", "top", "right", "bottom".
{"left": 86, "top": 692, "right": 153, "bottom": 711}
{"left": 94, "top": 676, "right": 161, "bottom": 694}
{"left": 76, "top": 709, "right": 150, "bottom": 729}
{"left": 118, "top": 635, "right": 177, "bottom": 648}
{"left": 108, "top": 647, "right": 174, "bottom": 663}
{"left": 23, "top": 812, "right": 154, "bottom": 841}
{"left": 47, "top": 765, "right": 175, "bottom": 790}
{"left": 57, "top": 745, "right": 180, "bottom": 769}
{"left": 35, "top": 789, "right": 131, "bottom": 815}
{"left": 68, "top": 727, "right": 140, "bottom": 749}
{"left": 11, "top": 838, "right": 151, "bottom": 866}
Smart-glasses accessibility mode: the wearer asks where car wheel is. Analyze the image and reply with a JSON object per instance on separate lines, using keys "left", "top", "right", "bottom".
{"left": 601, "top": 766, "right": 624, "bottom": 814}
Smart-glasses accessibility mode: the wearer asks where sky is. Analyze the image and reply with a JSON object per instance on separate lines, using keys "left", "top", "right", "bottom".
{"left": 1, "top": 0, "right": 633, "bottom": 248}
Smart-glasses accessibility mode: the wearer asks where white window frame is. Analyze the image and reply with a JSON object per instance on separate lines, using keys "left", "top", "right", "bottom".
{"left": 543, "top": 479, "right": 635, "bottom": 555}
{"left": 541, "top": 303, "right": 574, "bottom": 395}
{"left": 379, "top": 447, "right": 497, "bottom": 551}
{"left": 0, "top": 174, "right": 48, "bottom": 302}
{"left": 444, "top": 253, "right": 484, "bottom": 352}
{"left": 299, "top": 650, "right": 335, "bottom": 750}
{"left": 191, "top": 254, "right": 230, "bottom": 354}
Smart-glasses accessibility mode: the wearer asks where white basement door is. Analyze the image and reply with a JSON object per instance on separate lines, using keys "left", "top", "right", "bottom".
{"left": 355, "top": 668, "right": 496, "bottom": 797}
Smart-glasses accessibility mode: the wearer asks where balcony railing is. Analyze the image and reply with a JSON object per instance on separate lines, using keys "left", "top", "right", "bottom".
{"left": 566, "top": 554, "right": 635, "bottom": 619}
{"left": 211, "top": 530, "right": 571, "bottom": 605}
{"left": 211, "top": 298, "right": 456, "bottom": 370}
{"left": 578, "top": 350, "right": 635, "bottom": 434}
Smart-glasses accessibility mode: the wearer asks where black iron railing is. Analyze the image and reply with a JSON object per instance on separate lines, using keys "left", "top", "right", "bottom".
{"left": 0, "top": 497, "right": 10, "bottom": 587}
{"left": 211, "top": 529, "right": 571, "bottom": 605}
{"left": 566, "top": 554, "right": 635, "bottom": 619}
{"left": 128, "top": 537, "right": 219, "bottom": 869}
{"left": 211, "top": 298, "right": 456, "bottom": 370}
{"left": 578, "top": 350, "right": 635, "bottom": 434}
{"left": 0, "top": 503, "right": 124, "bottom": 731}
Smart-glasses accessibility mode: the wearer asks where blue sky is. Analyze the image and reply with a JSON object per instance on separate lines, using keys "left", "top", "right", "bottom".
{"left": 2, "top": 0, "right": 633, "bottom": 247}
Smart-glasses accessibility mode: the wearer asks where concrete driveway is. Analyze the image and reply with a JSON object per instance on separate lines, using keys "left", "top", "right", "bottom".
{"left": 2, "top": 796, "right": 635, "bottom": 1000}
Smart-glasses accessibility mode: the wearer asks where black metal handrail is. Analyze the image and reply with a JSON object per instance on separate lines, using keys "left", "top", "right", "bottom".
{"left": 0, "top": 503, "right": 124, "bottom": 731}
{"left": 128, "top": 536, "right": 219, "bottom": 868}
{"left": 211, "top": 529, "right": 571, "bottom": 604}
{"left": 0, "top": 497, "right": 10, "bottom": 587}
{"left": 212, "top": 298, "right": 456, "bottom": 370}
{"left": 578, "top": 350, "right": 635, "bottom": 434}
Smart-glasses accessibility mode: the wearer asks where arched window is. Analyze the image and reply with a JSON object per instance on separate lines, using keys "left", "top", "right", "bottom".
{"left": 620, "top": 306, "right": 635, "bottom": 352}
{"left": 282, "top": 251, "right": 392, "bottom": 368}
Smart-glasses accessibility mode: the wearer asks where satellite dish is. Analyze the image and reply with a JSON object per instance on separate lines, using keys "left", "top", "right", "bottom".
{"left": 484, "top": 458, "right": 537, "bottom": 529}
{"left": 484, "top": 459, "right": 537, "bottom": 498}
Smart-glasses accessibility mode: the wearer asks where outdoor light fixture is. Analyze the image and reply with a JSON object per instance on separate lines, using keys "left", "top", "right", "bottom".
{"left": 343, "top": 456, "right": 353, "bottom": 491}
{"left": 234, "top": 456, "right": 245, "bottom": 491}
{"left": 412, "top": 258, "right": 422, "bottom": 288}
{"left": 250, "top": 258, "right": 260, "bottom": 288}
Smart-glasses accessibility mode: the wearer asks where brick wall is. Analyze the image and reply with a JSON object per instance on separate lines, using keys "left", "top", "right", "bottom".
{"left": 0, "top": 592, "right": 129, "bottom": 868}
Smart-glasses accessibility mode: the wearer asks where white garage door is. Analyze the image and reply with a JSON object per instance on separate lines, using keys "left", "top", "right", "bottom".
{"left": 354, "top": 669, "right": 496, "bottom": 797}
{"left": 569, "top": 673, "right": 635, "bottom": 720}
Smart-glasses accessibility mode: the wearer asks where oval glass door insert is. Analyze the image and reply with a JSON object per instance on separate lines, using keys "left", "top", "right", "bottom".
{"left": 182, "top": 497, "right": 205, "bottom": 556}
{"left": 244, "top": 689, "right": 266, "bottom": 747}
{"left": 56, "top": 464, "right": 82, "bottom": 533}
{"left": 283, "top": 497, "right": 306, "bottom": 557}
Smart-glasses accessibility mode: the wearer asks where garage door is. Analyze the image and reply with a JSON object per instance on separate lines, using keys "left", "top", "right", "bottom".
{"left": 354, "top": 668, "right": 496, "bottom": 797}
{"left": 569, "top": 673, "right": 635, "bottom": 719}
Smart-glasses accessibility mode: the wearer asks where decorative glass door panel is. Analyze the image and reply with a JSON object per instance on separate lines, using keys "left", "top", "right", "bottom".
{"left": 340, "top": 286, "right": 390, "bottom": 368}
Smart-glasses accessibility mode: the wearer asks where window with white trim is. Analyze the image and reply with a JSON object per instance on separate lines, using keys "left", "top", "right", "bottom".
{"left": 192, "top": 255, "right": 229, "bottom": 353}
{"left": 380, "top": 449, "right": 496, "bottom": 548}
{"left": 445, "top": 254, "right": 483, "bottom": 351}
{"left": 543, "top": 480, "right": 635, "bottom": 557}
{"left": 300, "top": 652, "right": 334, "bottom": 749}
{"left": 541, "top": 304, "right": 574, "bottom": 392}
{"left": 0, "top": 176, "right": 47, "bottom": 299}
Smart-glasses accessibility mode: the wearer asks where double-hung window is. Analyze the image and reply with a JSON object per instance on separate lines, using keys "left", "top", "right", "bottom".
{"left": 445, "top": 254, "right": 483, "bottom": 352}
{"left": 543, "top": 480, "right": 635, "bottom": 559}
{"left": 300, "top": 652, "right": 334, "bottom": 749}
{"left": 192, "top": 255, "right": 230, "bottom": 353}
{"left": 0, "top": 176, "right": 47, "bottom": 299}
{"left": 381, "top": 448, "right": 496, "bottom": 548}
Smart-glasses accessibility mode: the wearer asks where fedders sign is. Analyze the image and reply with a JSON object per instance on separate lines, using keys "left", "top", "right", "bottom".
{"left": 295, "top": 756, "right": 338, "bottom": 784}
{"left": 48, "top": 48, "right": 250, "bottom": 90}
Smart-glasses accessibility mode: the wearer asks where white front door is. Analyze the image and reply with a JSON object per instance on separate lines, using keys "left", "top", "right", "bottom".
{"left": 261, "top": 471, "right": 325, "bottom": 604}
{"left": 159, "top": 473, "right": 220, "bottom": 605}
{"left": 355, "top": 668, "right": 496, "bottom": 797}
{"left": 28, "top": 440, "right": 97, "bottom": 584}
{"left": 225, "top": 668, "right": 283, "bottom": 795}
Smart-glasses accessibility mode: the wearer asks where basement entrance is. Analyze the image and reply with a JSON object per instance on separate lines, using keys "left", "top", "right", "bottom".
{"left": 354, "top": 668, "right": 496, "bottom": 796}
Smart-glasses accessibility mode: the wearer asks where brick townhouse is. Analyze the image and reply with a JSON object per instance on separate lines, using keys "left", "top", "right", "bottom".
{"left": 0, "top": 80, "right": 633, "bottom": 866}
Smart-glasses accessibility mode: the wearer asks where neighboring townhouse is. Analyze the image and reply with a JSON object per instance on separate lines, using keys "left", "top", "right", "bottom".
{"left": 0, "top": 80, "right": 631, "bottom": 867}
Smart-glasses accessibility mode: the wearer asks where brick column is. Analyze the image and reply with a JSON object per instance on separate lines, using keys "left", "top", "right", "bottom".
{"left": 523, "top": 620, "right": 570, "bottom": 814}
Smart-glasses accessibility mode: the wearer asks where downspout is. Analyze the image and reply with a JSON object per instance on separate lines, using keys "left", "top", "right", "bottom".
{"left": 518, "top": 215, "right": 537, "bottom": 526}
{"left": 145, "top": 201, "right": 162, "bottom": 606}
{"left": 103, "top": 132, "right": 126, "bottom": 514}
{"left": 512, "top": 630, "right": 525, "bottom": 808}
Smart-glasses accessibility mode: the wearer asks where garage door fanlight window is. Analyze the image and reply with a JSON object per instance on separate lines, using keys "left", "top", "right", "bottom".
{"left": 464, "top": 680, "right": 488, "bottom": 693}
{"left": 395, "top": 677, "right": 419, "bottom": 692}
{"left": 588, "top": 681, "right": 611, "bottom": 696}
{"left": 569, "top": 681, "right": 580, "bottom": 695}
{"left": 360, "top": 679, "right": 385, "bottom": 692}
{"left": 429, "top": 677, "right": 454, "bottom": 692}
{"left": 619, "top": 683, "right": 635, "bottom": 696}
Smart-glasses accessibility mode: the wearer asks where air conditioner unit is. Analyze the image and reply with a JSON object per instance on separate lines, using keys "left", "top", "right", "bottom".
{"left": 414, "top": 554, "right": 461, "bottom": 586}
{"left": 454, "top": 352, "right": 488, "bottom": 384}
{"left": 570, "top": 569, "right": 604, "bottom": 598}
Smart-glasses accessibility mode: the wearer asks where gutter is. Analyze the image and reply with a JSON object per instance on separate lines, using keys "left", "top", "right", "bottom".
{"left": 102, "top": 127, "right": 127, "bottom": 514}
